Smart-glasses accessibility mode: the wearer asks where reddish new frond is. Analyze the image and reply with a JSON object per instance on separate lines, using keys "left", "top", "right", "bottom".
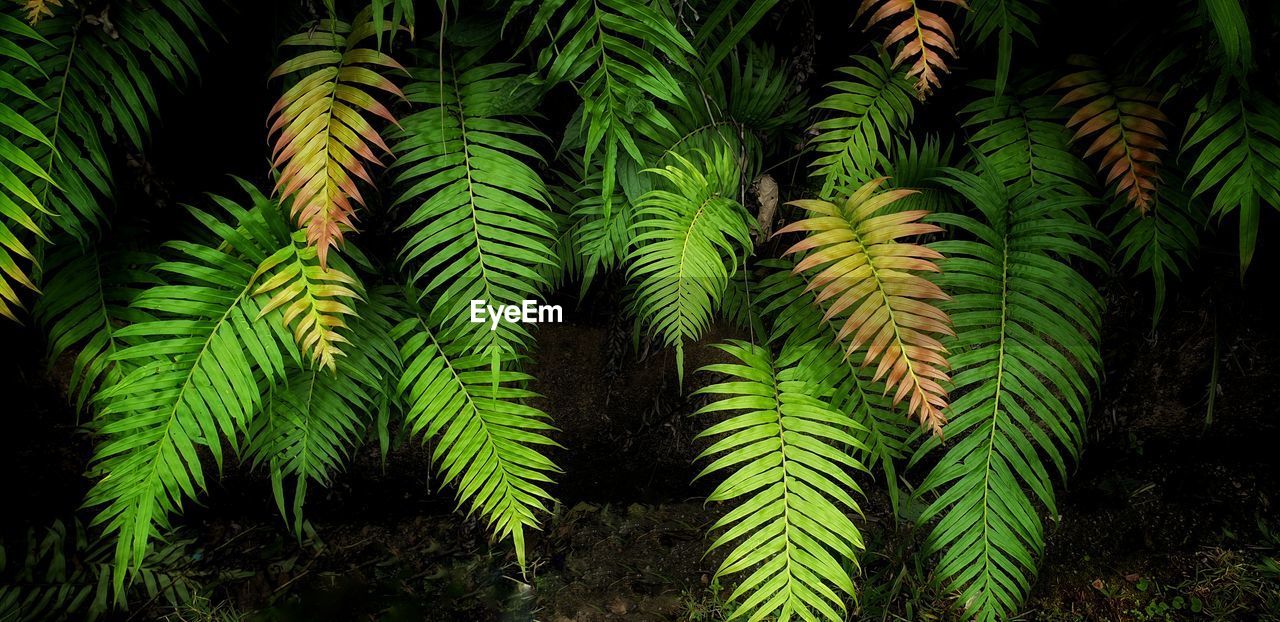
{"left": 777, "top": 178, "right": 952, "bottom": 435}
{"left": 1052, "top": 56, "right": 1169, "bottom": 213}
{"left": 267, "top": 12, "right": 404, "bottom": 266}
{"left": 857, "top": 0, "right": 969, "bottom": 97}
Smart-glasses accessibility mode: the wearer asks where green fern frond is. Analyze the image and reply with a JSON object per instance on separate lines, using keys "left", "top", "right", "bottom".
{"left": 626, "top": 149, "right": 753, "bottom": 379}
{"left": 84, "top": 182, "right": 299, "bottom": 591}
{"left": 912, "top": 167, "right": 1104, "bottom": 621}
{"left": 393, "top": 316, "right": 559, "bottom": 569}
{"left": 809, "top": 52, "right": 917, "bottom": 197}
{"left": 0, "top": 11, "right": 54, "bottom": 321}
{"left": 0, "top": 519, "right": 202, "bottom": 621}
{"left": 247, "top": 292, "right": 400, "bottom": 535}
{"left": 391, "top": 60, "right": 558, "bottom": 355}
{"left": 526, "top": 0, "right": 696, "bottom": 215}
{"left": 1109, "top": 166, "right": 1206, "bottom": 327}
{"left": 694, "top": 340, "right": 866, "bottom": 622}
{"left": 1200, "top": 0, "right": 1251, "bottom": 74}
{"left": 692, "top": 0, "right": 784, "bottom": 72}
{"left": 1181, "top": 90, "right": 1280, "bottom": 273}
{"left": 756, "top": 259, "right": 914, "bottom": 514}
{"left": 963, "top": 0, "right": 1045, "bottom": 96}
{"left": 33, "top": 244, "right": 160, "bottom": 413}
{"left": 960, "top": 79, "right": 1095, "bottom": 196}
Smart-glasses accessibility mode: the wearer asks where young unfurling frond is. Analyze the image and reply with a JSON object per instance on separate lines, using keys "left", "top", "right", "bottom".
{"left": 777, "top": 178, "right": 952, "bottom": 435}
{"left": 252, "top": 231, "right": 362, "bottom": 372}
{"left": 268, "top": 8, "right": 405, "bottom": 267}
{"left": 857, "top": 0, "right": 969, "bottom": 97}
{"left": 695, "top": 340, "right": 866, "bottom": 622}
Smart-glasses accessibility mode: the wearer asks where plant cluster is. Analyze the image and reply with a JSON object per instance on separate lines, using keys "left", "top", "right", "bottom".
{"left": 1, "top": 0, "right": 1277, "bottom": 620}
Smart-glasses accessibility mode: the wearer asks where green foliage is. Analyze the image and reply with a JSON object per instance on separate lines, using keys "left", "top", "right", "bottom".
{"left": 694, "top": 340, "right": 866, "bottom": 622}
{"left": 912, "top": 168, "right": 1104, "bottom": 621}
{"left": 391, "top": 57, "right": 558, "bottom": 355}
{"left": 520, "top": 0, "right": 695, "bottom": 216}
{"left": 1182, "top": 89, "right": 1280, "bottom": 273}
{"left": 626, "top": 148, "right": 753, "bottom": 379}
{"left": 964, "top": 0, "right": 1045, "bottom": 96}
{"left": 809, "top": 52, "right": 917, "bottom": 197}
{"left": 393, "top": 316, "right": 559, "bottom": 569}
{"left": 84, "top": 182, "right": 301, "bottom": 591}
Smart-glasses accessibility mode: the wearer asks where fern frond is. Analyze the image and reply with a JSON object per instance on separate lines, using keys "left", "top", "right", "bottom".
{"left": 1110, "top": 166, "right": 1205, "bottom": 326}
{"left": 627, "top": 149, "right": 753, "bottom": 379}
{"left": 393, "top": 316, "right": 559, "bottom": 569}
{"left": 857, "top": 0, "right": 969, "bottom": 97}
{"left": 268, "top": 8, "right": 405, "bottom": 267}
{"left": 252, "top": 231, "right": 361, "bottom": 371}
{"left": 756, "top": 259, "right": 914, "bottom": 513}
{"left": 84, "top": 182, "right": 299, "bottom": 590}
{"left": 694, "top": 340, "right": 866, "bottom": 622}
{"left": 777, "top": 178, "right": 952, "bottom": 435}
{"left": 1201, "top": 0, "right": 1251, "bottom": 74}
{"left": 809, "top": 52, "right": 917, "bottom": 197}
{"left": 1052, "top": 56, "right": 1170, "bottom": 213}
{"left": 692, "top": 0, "right": 784, "bottom": 72}
{"left": 247, "top": 293, "right": 399, "bottom": 534}
{"left": 0, "top": 519, "right": 201, "bottom": 621}
{"left": 963, "top": 0, "right": 1044, "bottom": 96}
{"left": 33, "top": 244, "right": 159, "bottom": 413}
{"left": 527, "top": 0, "right": 695, "bottom": 215}
{"left": 390, "top": 59, "right": 558, "bottom": 355}
{"left": 1181, "top": 90, "right": 1280, "bottom": 273}
{"left": 961, "top": 79, "right": 1095, "bottom": 195}
{"left": 19, "top": 0, "right": 60, "bottom": 24}
{"left": 913, "top": 168, "right": 1104, "bottom": 621}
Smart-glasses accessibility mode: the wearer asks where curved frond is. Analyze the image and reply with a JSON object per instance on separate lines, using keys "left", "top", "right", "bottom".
{"left": 1181, "top": 91, "right": 1280, "bottom": 273}
{"left": 525, "top": 0, "right": 695, "bottom": 214}
{"left": 913, "top": 168, "right": 1104, "bottom": 621}
{"left": 963, "top": 0, "right": 1044, "bottom": 95}
{"left": 1051, "top": 56, "right": 1170, "bottom": 213}
{"left": 33, "top": 244, "right": 159, "bottom": 413}
{"left": 856, "top": 0, "right": 969, "bottom": 97}
{"left": 961, "top": 80, "right": 1095, "bottom": 195}
{"left": 252, "top": 231, "right": 361, "bottom": 371}
{"left": 776, "top": 178, "right": 952, "bottom": 434}
{"left": 268, "top": 8, "right": 405, "bottom": 266}
{"left": 809, "top": 52, "right": 917, "bottom": 197}
{"left": 1110, "top": 166, "right": 1205, "bottom": 326}
{"left": 390, "top": 60, "right": 558, "bottom": 355}
{"left": 626, "top": 149, "right": 753, "bottom": 378}
{"left": 393, "top": 317, "right": 559, "bottom": 568}
{"left": 83, "top": 183, "right": 299, "bottom": 590}
{"left": 694, "top": 340, "right": 866, "bottom": 622}
{"left": 756, "top": 259, "right": 914, "bottom": 512}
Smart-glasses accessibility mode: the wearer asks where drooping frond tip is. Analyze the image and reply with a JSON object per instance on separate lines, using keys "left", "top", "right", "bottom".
{"left": 267, "top": 11, "right": 405, "bottom": 267}
{"left": 1051, "top": 56, "right": 1169, "bottom": 213}
{"left": 21, "top": 0, "right": 60, "bottom": 24}
{"left": 857, "top": 0, "right": 969, "bottom": 97}
{"left": 777, "top": 177, "right": 952, "bottom": 435}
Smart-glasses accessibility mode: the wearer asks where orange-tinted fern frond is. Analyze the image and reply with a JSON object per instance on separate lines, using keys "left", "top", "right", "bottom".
{"left": 777, "top": 177, "right": 952, "bottom": 435}
{"left": 21, "top": 0, "right": 60, "bottom": 24}
{"left": 267, "top": 9, "right": 404, "bottom": 267}
{"left": 1051, "top": 56, "right": 1169, "bottom": 213}
{"left": 253, "top": 231, "right": 362, "bottom": 372}
{"left": 857, "top": 0, "right": 969, "bottom": 97}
